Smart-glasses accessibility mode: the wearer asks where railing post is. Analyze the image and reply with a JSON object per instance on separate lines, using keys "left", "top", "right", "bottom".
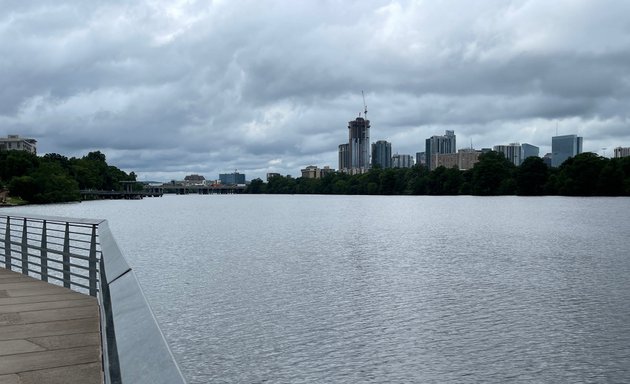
{"left": 63, "top": 222, "right": 71, "bottom": 288}
{"left": 41, "top": 220, "right": 48, "bottom": 282}
{"left": 4, "top": 217, "right": 11, "bottom": 269}
{"left": 89, "top": 224, "right": 98, "bottom": 297}
{"left": 21, "top": 218, "right": 28, "bottom": 275}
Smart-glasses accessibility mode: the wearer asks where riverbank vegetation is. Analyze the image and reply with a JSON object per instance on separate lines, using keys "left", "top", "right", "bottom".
{"left": 247, "top": 152, "right": 630, "bottom": 196}
{"left": 0, "top": 150, "right": 136, "bottom": 204}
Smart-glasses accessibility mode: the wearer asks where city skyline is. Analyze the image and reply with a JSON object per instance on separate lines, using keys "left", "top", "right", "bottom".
{"left": 2, "top": 1, "right": 630, "bottom": 181}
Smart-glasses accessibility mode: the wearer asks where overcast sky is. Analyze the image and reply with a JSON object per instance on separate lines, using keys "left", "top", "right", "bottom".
{"left": 2, "top": 0, "right": 629, "bottom": 181}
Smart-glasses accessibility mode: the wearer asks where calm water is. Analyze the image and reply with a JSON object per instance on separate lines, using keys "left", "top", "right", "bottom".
{"left": 7, "top": 195, "right": 630, "bottom": 383}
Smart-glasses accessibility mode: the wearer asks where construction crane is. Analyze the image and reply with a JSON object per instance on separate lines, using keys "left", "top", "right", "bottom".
{"left": 362, "top": 90, "right": 368, "bottom": 119}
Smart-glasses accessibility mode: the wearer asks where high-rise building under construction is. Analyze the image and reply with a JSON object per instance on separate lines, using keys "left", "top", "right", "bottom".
{"left": 339, "top": 116, "right": 370, "bottom": 173}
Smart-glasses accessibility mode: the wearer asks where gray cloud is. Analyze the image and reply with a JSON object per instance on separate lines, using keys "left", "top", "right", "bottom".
{"left": 1, "top": 0, "right": 629, "bottom": 180}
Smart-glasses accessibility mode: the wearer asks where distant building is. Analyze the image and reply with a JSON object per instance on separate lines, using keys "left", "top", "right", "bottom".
{"left": 183, "top": 174, "right": 206, "bottom": 185}
{"left": 338, "top": 116, "right": 370, "bottom": 174}
{"left": 457, "top": 149, "right": 482, "bottom": 170}
{"left": 300, "top": 165, "right": 334, "bottom": 179}
{"left": 219, "top": 172, "right": 246, "bottom": 185}
{"left": 371, "top": 140, "right": 392, "bottom": 168}
{"left": 0, "top": 135, "right": 37, "bottom": 154}
{"left": 425, "top": 130, "right": 456, "bottom": 170}
{"left": 266, "top": 173, "right": 281, "bottom": 181}
{"left": 614, "top": 147, "right": 630, "bottom": 158}
{"left": 392, "top": 154, "right": 414, "bottom": 168}
{"left": 522, "top": 143, "right": 540, "bottom": 160}
{"left": 301, "top": 166, "right": 318, "bottom": 179}
{"left": 320, "top": 166, "right": 335, "bottom": 178}
{"left": 348, "top": 117, "right": 371, "bottom": 172}
{"left": 415, "top": 152, "right": 426, "bottom": 167}
{"left": 338, "top": 143, "right": 350, "bottom": 171}
{"left": 493, "top": 143, "right": 522, "bottom": 166}
{"left": 552, "top": 134, "right": 583, "bottom": 167}
{"left": 433, "top": 149, "right": 481, "bottom": 171}
{"left": 543, "top": 153, "right": 553, "bottom": 167}
{"left": 434, "top": 153, "right": 458, "bottom": 169}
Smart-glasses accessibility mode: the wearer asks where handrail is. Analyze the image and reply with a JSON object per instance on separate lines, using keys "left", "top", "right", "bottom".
{"left": 0, "top": 213, "right": 186, "bottom": 384}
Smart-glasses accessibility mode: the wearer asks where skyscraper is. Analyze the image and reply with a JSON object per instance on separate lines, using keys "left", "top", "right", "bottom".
{"left": 371, "top": 140, "right": 392, "bottom": 168}
{"left": 493, "top": 143, "right": 522, "bottom": 166}
{"left": 552, "top": 134, "right": 583, "bottom": 167}
{"left": 338, "top": 143, "right": 350, "bottom": 171}
{"left": 348, "top": 117, "right": 370, "bottom": 172}
{"left": 522, "top": 143, "right": 540, "bottom": 160}
{"left": 392, "top": 154, "right": 413, "bottom": 168}
{"left": 219, "top": 172, "right": 246, "bottom": 185}
{"left": 415, "top": 152, "right": 425, "bottom": 167}
{"left": 425, "top": 130, "right": 456, "bottom": 170}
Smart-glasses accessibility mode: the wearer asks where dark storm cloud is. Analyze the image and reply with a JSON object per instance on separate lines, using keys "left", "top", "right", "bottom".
{"left": 1, "top": 0, "right": 629, "bottom": 180}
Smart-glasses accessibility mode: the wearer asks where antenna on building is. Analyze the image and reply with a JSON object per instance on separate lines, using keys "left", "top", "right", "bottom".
{"left": 470, "top": 138, "right": 473, "bottom": 150}
{"left": 362, "top": 90, "right": 368, "bottom": 119}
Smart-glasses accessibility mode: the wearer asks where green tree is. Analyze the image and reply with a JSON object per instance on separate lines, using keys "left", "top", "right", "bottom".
{"left": 246, "top": 178, "right": 265, "bottom": 194}
{"left": 8, "top": 176, "right": 38, "bottom": 202}
{"left": 31, "top": 163, "right": 80, "bottom": 203}
{"left": 516, "top": 157, "right": 549, "bottom": 195}
{"left": 427, "top": 166, "right": 463, "bottom": 195}
{"left": 555, "top": 153, "right": 606, "bottom": 196}
{"left": 471, "top": 151, "right": 516, "bottom": 195}
{"left": 379, "top": 169, "right": 397, "bottom": 195}
{"left": 0, "top": 150, "right": 39, "bottom": 181}
{"left": 596, "top": 162, "right": 624, "bottom": 196}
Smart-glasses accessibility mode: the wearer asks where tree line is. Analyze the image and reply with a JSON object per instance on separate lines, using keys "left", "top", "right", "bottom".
{"left": 247, "top": 152, "right": 630, "bottom": 196}
{"left": 0, "top": 150, "right": 136, "bottom": 204}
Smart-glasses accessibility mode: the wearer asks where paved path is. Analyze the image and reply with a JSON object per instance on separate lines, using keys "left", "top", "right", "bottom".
{"left": 0, "top": 268, "right": 102, "bottom": 384}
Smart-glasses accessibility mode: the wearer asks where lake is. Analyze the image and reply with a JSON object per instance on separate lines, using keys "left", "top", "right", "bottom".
{"left": 6, "top": 195, "right": 630, "bottom": 383}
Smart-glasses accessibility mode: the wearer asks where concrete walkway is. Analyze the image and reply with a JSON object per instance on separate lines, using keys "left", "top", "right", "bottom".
{"left": 0, "top": 268, "right": 102, "bottom": 384}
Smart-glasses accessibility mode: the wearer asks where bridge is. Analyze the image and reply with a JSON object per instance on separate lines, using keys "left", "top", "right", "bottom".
{"left": 0, "top": 214, "right": 186, "bottom": 384}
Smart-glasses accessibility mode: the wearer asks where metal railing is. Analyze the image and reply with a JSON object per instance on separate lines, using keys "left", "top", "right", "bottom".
{"left": 0, "top": 213, "right": 186, "bottom": 384}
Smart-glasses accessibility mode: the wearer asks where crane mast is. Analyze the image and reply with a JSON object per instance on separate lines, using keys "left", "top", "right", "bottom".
{"left": 362, "top": 90, "right": 368, "bottom": 119}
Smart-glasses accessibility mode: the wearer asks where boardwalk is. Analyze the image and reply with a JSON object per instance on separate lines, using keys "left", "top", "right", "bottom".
{"left": 0, "top": 268, "right": 102, "bottom": 384}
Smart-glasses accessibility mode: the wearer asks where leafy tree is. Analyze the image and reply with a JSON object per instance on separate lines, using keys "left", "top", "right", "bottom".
{"left": 555, "top": 153, "right": 606, "bottom": 196}
{"left": 428, "top": 166, "right": 463, "bottom": 195}
{"left": 240, "top": 152, "right": 629, "bottom": 197}
{"left": 31, "top": 163, "right": 80, "bottom": 203}
{"left": 471, "top": 151, "right": 515, "bottom": 195}
{"left": 1, "top": 149, "right": 134, "bottom": 204}
{"left": 246, "top": 178, "right": 265, "bottom": 194}
{"left": 379, "top": 169, "right": 397, "bottom": 195}
{"left": 9, "top": 176, "right": 38, "bottom": 202}
{"left": 516, "top": 157, "right": 549, "bottom": 195}
{"left": 0, "top": 150, "right": 39, "bottom": 181}
{"left": 597, "top": 162, "right": 624, "bottom": 196}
